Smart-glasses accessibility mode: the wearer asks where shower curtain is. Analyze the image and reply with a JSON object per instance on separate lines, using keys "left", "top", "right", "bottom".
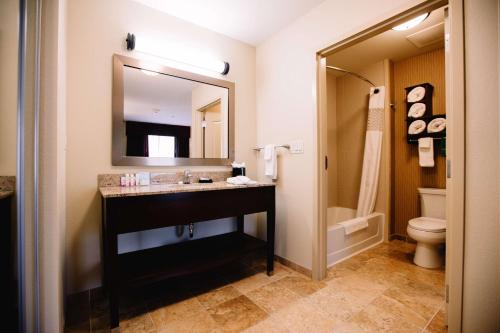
{"left": 356, "top": 86, "right": 385, "bottom": 217}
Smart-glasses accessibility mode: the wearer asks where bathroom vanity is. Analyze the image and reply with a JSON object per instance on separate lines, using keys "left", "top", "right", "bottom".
{"left": 100, "top": 182, "right": 275, "bottom": 328}
{"left": 102, "top": 52, "right": 270, "bottom": 328}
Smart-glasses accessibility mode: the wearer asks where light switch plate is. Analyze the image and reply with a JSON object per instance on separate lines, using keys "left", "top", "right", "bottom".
{"left": 290, "top": 140, "right": 304, "bottom": 154}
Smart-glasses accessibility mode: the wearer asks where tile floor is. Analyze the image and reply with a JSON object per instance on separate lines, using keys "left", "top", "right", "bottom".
{"left": 65, "top": 240, "right": 447, "bottom": 333}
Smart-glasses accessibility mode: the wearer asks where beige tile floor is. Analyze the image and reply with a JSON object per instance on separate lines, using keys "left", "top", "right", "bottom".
{"left": 65, "top": 240, "right": 447, "bottom": 333}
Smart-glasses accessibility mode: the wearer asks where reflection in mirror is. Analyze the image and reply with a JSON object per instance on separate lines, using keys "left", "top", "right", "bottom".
{"left": 123, "top": 66, "right": 229, "bottom": 159}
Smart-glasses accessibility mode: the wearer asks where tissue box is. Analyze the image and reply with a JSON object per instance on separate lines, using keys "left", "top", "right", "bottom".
{"left": 232, "top": 167, "right": 246, "bottom": 177}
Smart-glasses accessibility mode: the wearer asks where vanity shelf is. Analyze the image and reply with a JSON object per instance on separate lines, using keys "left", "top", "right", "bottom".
{"left": 100, "top": 182, "right": 275, "bottom": 328}
{"left": 119, "top": 232, "right": 266, "bottom": 287}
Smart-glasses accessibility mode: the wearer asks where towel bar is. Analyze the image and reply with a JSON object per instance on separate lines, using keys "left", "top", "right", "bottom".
{"left": 253, "top": 144, "right": 290, "bottom": 151}
{"left": 408, "top": 137, "right": 445, "bottom": 143}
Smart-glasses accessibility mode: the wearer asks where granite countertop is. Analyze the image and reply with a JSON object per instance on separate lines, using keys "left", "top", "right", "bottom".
{"left": 100, "top": 181, "right": 275, "bottom": 198}
{"left": 0, "top": 190, "right": 14, "bottom": 200}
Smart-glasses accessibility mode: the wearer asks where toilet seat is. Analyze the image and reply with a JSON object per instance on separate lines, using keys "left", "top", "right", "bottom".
{"left": 408, "top": 217, "right": 446, "bottom": 233}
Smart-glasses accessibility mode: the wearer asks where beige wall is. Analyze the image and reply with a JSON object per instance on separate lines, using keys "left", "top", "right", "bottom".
{"left": 0, "top": 0, "right": 18, "bottom": 176}
{"left": 326, "top": 73, "right": 337, "bottom": 207}
{"left": 40, "top": 0, "right": 67, "bottom": 330}
{"left": 392, "top": 48, "right": 446, "bottom": 237}
{"left": 66, "top": 0, "right": 257, "bottom": 293}
{"left": 328, "top": 61, "right": 386, "bottom": 210}
{"left": 462, "top": 0, "right": 500, "bottom": 331}
{"left": 256, "top": 0, "right": 424, "bottom": 270}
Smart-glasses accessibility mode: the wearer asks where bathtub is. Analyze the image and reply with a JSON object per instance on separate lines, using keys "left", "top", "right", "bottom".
{"left": 327, "top": 207, "right": 384, "bottom": 267}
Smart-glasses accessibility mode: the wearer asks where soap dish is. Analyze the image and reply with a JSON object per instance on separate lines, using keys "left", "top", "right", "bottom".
{"left": 199, "top": 177, "right": 213, "bottom": 183}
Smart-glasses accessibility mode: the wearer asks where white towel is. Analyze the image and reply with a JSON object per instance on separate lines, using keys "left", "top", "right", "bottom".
{"left": 408, "top": 120, "right": 426, "bottom": 135}
{"left": 427, "top": 118, "right": 446, "bottom": 133}
{"left": 264, "top": 144, "right": 278, "bottom": 180}
{"left": 418, "top": 137, "right": 434, "bottom": 167}
{"left": 226, "top": 176, "right": 257, "bottom": 185}
{"left": 407, "top": 103, "right": 426, "bottom": 118}
{"left": 338, "top": 217, "right": 369, "bottom": 235}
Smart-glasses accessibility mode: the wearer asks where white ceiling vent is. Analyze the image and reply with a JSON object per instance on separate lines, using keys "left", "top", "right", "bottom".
{"left": 406, "top": 22, "right": 444, "bottom": 48}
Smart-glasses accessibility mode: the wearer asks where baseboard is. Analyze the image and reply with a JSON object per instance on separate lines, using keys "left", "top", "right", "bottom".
{"left": 389, "top": 233, "right": 417, "bottom": 244}
{"left": 274, "top": 255, "right": 312, "bottom": 278}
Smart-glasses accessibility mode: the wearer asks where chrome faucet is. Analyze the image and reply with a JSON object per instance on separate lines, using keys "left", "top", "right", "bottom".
{"left": 183, "top": 169, "right": 192, "bottom": 184}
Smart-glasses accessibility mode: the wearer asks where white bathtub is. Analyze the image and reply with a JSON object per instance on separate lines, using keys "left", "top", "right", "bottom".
{"left": 327, "top": 207, "right": 384, "bottom": 267}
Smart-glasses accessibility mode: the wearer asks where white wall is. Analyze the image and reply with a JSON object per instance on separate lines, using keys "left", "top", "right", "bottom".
{"left": 255, "top": 0, "right": 423, "bottom": 270}
{"left": 66, "top": 0, "right": 257, "bottom": 293}
{"left": 462, "top": 0, "right": 500, "bottom": 331}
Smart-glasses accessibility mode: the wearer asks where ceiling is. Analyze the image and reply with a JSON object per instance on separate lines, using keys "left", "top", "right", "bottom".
{"left": 327, "top": 8, "right": 445, "bottom": 75}
{"left": 130, "top": 0, "right": 326, "bottom": 45}
{"left": 123, "top": 66, "right": 200, "bottom": 126}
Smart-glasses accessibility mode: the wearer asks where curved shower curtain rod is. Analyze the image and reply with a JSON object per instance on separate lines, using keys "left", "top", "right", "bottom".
{"left": 326, "top": 65, "right": 376, "bottom": 88}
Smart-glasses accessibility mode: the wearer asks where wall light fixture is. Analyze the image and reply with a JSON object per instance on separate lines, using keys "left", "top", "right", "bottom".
{"left": 125, "top": 33, "right": 230, "bottom": 75}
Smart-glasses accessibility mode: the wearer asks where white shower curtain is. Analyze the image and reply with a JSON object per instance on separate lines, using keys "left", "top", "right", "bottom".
{"left": 356, "top": 86, "right": 385, "bottom": 217}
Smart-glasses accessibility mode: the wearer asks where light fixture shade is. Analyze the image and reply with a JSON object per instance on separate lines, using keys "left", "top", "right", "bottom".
{"left": 125, "top": 32, "right": 230, "bottom": 75}
{"left": 392, "top": 13, "right": 429, "bottom": 31}
{"left": 140, "top": 69, "right": 159, "bottom": 76}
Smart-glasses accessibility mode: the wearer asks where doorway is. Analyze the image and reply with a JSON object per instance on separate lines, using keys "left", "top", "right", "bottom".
{"left": 201, "top": 100, "right": 222, "bottom": 158}
{"left": 315, "top": 0, "right": 465, "bottom": 331}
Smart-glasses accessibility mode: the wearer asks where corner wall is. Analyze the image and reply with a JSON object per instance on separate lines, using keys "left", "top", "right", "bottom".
{"left": 462, "top": 0, "right": 500, "bottom": 331}
{"left": 256, "top": 0, "right": 424, "bottom": 270}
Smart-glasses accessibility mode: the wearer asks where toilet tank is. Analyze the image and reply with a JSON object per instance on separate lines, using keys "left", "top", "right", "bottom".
{"left": 418, "top": 188, "right": 446, "bottom": 219}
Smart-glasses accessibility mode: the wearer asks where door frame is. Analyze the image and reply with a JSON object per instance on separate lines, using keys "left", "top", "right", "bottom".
{"left": 314, "top": 1, "right": 465, "bottom": 331}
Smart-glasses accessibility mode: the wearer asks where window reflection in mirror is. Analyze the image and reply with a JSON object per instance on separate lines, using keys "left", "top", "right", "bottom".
{"left": 123, "top": 65, "right": 229, "bottom": 159}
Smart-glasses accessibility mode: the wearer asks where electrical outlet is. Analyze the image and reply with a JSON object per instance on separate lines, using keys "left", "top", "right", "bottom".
{"left": 290, "top": 140, "right": 304, "bottom": 154}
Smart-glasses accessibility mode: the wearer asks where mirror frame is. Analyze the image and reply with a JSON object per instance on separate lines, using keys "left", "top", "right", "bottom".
{"left": 112, "top": 54, "right": 235, "bottom": 166}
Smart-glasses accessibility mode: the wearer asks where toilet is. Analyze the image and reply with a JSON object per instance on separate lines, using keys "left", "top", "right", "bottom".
{"left": 407, "top": 187, "right": 446, "bottom": 268}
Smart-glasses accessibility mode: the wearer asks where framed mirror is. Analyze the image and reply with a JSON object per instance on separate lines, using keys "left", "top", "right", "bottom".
{"left": 112, "top": 54, "right": 235, "bottom": 166}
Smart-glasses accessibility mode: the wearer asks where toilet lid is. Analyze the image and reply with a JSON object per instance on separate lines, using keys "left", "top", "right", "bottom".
{"left": 409, "top": 217, "right": 446, "bottom": 232}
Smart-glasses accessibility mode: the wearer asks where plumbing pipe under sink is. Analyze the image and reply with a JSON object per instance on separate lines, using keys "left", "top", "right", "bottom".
{"left": 177, "top": 223, "right": 195, "bottom": 238}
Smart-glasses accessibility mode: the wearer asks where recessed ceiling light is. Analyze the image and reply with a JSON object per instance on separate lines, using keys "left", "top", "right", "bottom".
{"left": 392, "top": 13, "right": 429, "bottom": 31}
{"left": 141, "top": 69, "right": 159, "bottom": 76}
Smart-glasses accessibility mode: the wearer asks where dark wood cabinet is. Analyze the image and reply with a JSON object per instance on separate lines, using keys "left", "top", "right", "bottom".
{"left": 0, "top": 193, "right": 16, "bottom": 331}
{"left": 101, "top": 184, "right": 275, "bottom": 328}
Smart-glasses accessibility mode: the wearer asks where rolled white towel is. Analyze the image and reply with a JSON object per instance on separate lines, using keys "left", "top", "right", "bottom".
{"left": 427, "top": 117, "right": 446, "bottom": 133}
{"left": 408, "top": 103, "right": 426, "bottom": 118}
{"left": 407, "top": 86, "right": 426, "bottom": 102}
{"left": 408, "top": 120, "right": 426, "bottom": 135}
